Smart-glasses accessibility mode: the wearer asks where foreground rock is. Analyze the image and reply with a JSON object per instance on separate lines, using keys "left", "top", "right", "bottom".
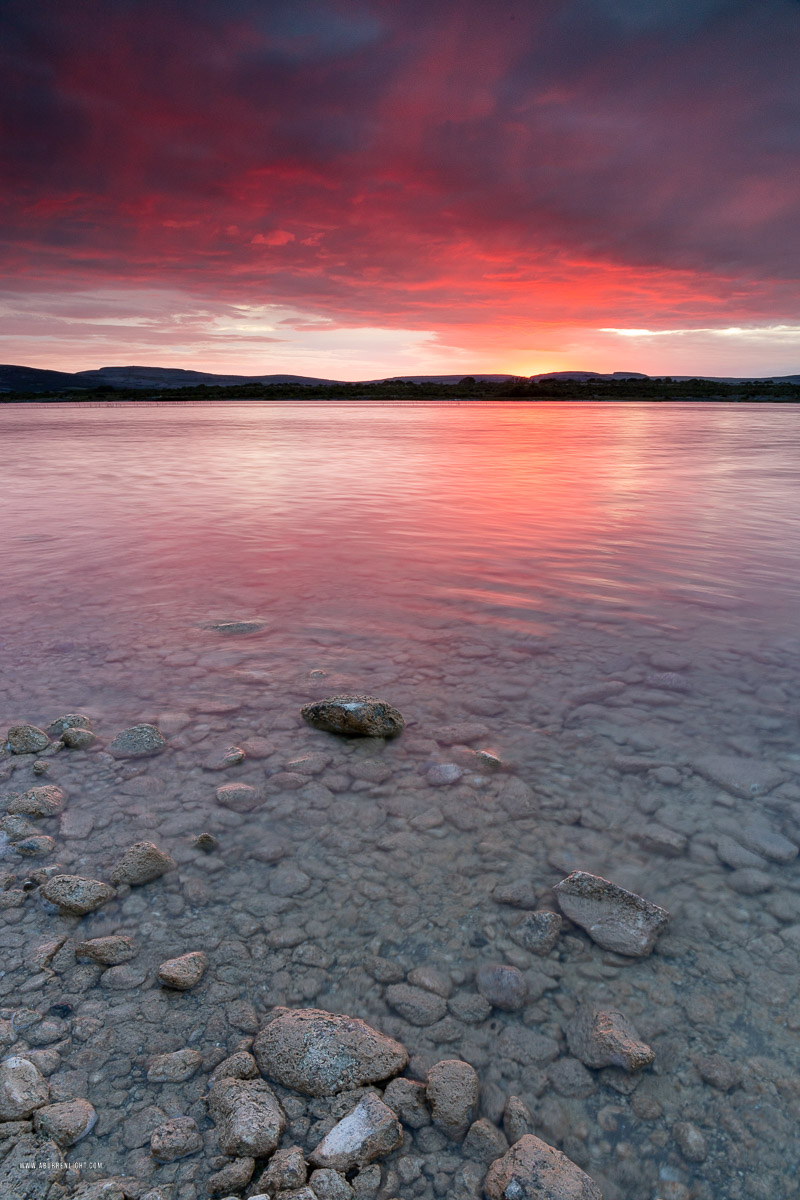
{"left": 147, "top": 1049, "right": 203, "bottom": 1083}
{"left": 150, "top": 1116, "right": 202, "bottom": 1162}
{"left": 426, "top": 1059, "right": 479, "bottom": 1141}
{"left": 253, "top": 1008, "right": 408, "bottom": 1096}
{"left": 110, "top": 840, "right": 176, "bottom": 885}
{"left": 33, "top": 1098, "right": 97, "bottom": 1145}
{"left": 301, "top": 695, "right": 405, "bottom": 738}
{"left": 309, "top": 1092, "right": 403, "bottom": 1170}
{"left": 0, "top": 1133, "right": 64, "bottom": 1199}
{"left": 6, "top": 725, "right": 50, "bottom": 754}
{"left": 157, "top": 951, "right": 208, "bottom": 990}
{"left": 75, "top": 935, "right": 136, "bottom": 965}
{"left": 7, "top": 785, "right": 64, "bottom": 816}
{"left": 485, "top": 1134, "right": 603, "bottom": 1200}
{"left": 41, "top": 875, "right": 116, "bottom": 916}
{"left": 207, "top": 1077, "right": 286, "bottom": 1156}
{"left": 108, "top": 723, "right": 167, "bottom": 759}
{"left": 567, "top": 1007, "right": 655, "bottom": 1071}
{"left": 553, "top": 870, "right": 669, "bottom": 957}
{"left": 0, "top": 1057, "right": 49, "bottom": 1119}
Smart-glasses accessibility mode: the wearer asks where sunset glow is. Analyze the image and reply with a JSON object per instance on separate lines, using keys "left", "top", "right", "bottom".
{"left": 2, "top": 0, "right": 799, "bottom": 378}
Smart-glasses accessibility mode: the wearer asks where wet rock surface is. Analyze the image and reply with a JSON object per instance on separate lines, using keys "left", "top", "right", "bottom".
{"left": 308, "top": 1092, "right": 403, "bottom": 1170}
{"left": 207, "top": 1076, "right": 286, "bottom": 1156}
{"left": 567, "top": 1006, "right": 655, "bottom": 1071}
{"left": 157, "top": 950, "right": 208, "bottom": 989}
{"left": 484, "top": 1133, "right": 603, "bottom": 1199}
{"left": 40, "top": 874, "right": 116, "bottom": 915}
{"left": 553, "top": 870, "right": 670, "bottom": 956}
{"left": 301, "top": 695, "right": 405, "bottom": 737}
{"left": 110, "top": 839, "right": 176, "bottom": 884}
{"left": 108, "top": 723, "right": 167, "bottom": 759}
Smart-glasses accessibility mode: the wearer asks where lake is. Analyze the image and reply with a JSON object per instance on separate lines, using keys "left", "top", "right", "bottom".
{"left": 2, "top": 400, "right": 800, "bottom": 1200}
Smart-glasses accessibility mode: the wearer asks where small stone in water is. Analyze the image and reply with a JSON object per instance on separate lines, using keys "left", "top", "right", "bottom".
{"left": 511, "top": 910, "right": 563, "bottom": 955}
{"left": 203, "top": 744, "right": 246, "bottom": 770}
{"left": 426, "top": 763, "right": 462, "bottom": 786}
{"left": 46, "top": 714, "right": 92, "bottom": 737}
{"left": 108, "top": 723, "right": 167, "bottom": 759}
{"left": 40, "top": 875, "right": 116, "bottom": 916}
{"left": 75, "top": 935, "right": 136, "bottom": 965}
{"left": 60, "top": 727, "right": 97, "bottom": 750}
{"left": 0, "top": 1056, "right": 49, "bottom": 1118}
{"left": 216, "top": 782, "right": 263, "bottom": 813}
{"left": 13, "top": 835, "right": 55, "bottom": 858}
{"left": 157, "top": 951, "right": 208, "bottom": 990}
{"left": 33, "top": 1098, "right": 97, "bottom": 1145}
{"left": 7, "top": 785, "right": 65, "bottom": 816}
{"left": 205, "top": 620, "right": 264, "bottom": 634}
{"left": 150, "top": 1116, "right": 202, "bottom": 1162}
{"left": 110, "top": 840, "right": 176, "bottom": 885}
{"left": 567, "top": 1006, "right": 655, "bottom": 1071}
{"left": 553, "top": 870, "right": 670, "bottom": 957}
{"left": 301, "top": 695, "right": 405, "bottom": 738}
{"left": 475, "top": 963, "right": 528, "bottom": 1011}
{"left": 6, "top": 725, "right": 50, "bottom": 755}
{"left": 193, "top": 831, "right": 219, "bottom": 852}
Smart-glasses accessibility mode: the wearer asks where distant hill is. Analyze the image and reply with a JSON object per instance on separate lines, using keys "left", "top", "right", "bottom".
{"left": 1, "top": 363, "right": 798, "bottom": 394}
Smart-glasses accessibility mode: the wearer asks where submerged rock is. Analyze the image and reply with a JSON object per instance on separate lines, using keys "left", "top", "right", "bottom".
{"left": 252, "top": 1008, "right": 408, "bottom": 1096}
{"left": 6, "top": 725, "right": 50, "bottom": 755}
{"left": 426, "top": 1059, "right": 479, "bottom": 1141}
{"left": 207, "top": 1076, "right": 286, "bottom": 1156}
{"left": 110, "top": 840, "right": 176, "bottom": 885}
{"left": 205, "top": 620, "right": 264, "bottom": 634}
{"left": 46, "top": 713, "right": 92, "bottom": 738}
{"left": 75, "top": 935, "right": 135, "bottom": 965}
{"left": 385, "top": 983, "right": 447, "bottom": 1026}
{"left": 0, "top": 1057, "right": 49, "bottom": 1119}
{"left": 215, "top": 782, "right": 264, "bottom": 813}
{"left": 691, "top": 753, "right": 787, "bottom": 798}
{"left": 147, "top": 1049, "right": 203, "bottom": 1083}
{"left": 157, "top": 951, "right": 208, "bottom": 990}
{"left": 309, "top": 1092, "right": 403, "bottom": 1171}
{"left": 108, "top": 724, "right": 167, "bottom": 759}
{"left": 33, "top": 1098, "right": 97, "bottom": 1145}
{"left": 567, "top": 1006, "right": 655, "bottom": 1071}
{"left": 553, "top": 870, "right": 669, "bottom": 957}
{"left": 484, "top": 1134, "right": 603, "bottom": 1199}
{"left": 475, "top": 963, "right": 528, "bottom": 1011}
{"left": 511, "top": 911, "right": 563, "bottom": 955}
{"left": 61, "top": 727, "right": 97, "bottom": 750}
{"left": 301, "top": 695, "right": 405, "bottom": 738}
{"left": 150, "top": 1116, "right": 202, "bottom": 1162}
{"left": 7, "top": 785, "right": 65, "bottom": 816}
{"left": 40, "top": 875, "right": 116, "bottom": 916}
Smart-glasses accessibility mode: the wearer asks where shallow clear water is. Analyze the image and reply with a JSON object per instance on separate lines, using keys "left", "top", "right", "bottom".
{"left": 1, "top": 400, "right": 800, "bottom": 1200}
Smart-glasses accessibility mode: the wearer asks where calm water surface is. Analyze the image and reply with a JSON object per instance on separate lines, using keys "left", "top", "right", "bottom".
{"left": 1, "top": 401, "right": 800, "bottom": 1200}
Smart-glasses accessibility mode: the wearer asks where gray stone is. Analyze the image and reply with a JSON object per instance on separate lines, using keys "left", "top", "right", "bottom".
{"left": 491, "top": 879, "right": 541, "bottom": 909}
{"left": 150, "top": 1116, "right": 202, "bottom": 1162}
{"left": 309, "top": 1092, "right": 403, "bottom": 1171}
{"left": 253, "top": 1008, "right": 408, "bottom": 1096}
{"left": 301, "top": 695, "right": 405, "bottom": 738}
{"left": 46, "top": 714, "right": 92, "bottom": 737}
{"left": 40, "top": 874, "right": 116, "bottom": 915}
{"left": 309, "top": 1168, "right": 355, "bottom": 1199}
{"left": 691, "top": 753, "right": 787, "bottom": 798}
{"left": 427, "top": 763, "right": 463, "bottom": 786}
{"left": 382, "top": 1077, "right": 430, "bottom": 1128}
{"left": 385, "top": 983, "right": 447, "bottom": 1026}
{"left": 111, "top": 840, "right": 176, "bottom": 885}
{"left": 208, "top": 1076, "right": 286, "bottom": 1156}
{"left": 205, "top": 619, "right": 264, "bottom": 634}
{"left": 61, "top": 727, "right": 97, "bottom": 750}
{"left": 204, "top": 744, "right": 246, "bottom": 770}
{"left": 425, "top": 1059, "right": 479, "bottom": 1141}
{"left": 484, "top": 1134, "right": 603, "bottom": 1200}
{"left": 13, "top": 835, "right": 55, "bottom": 857}
{"left": 147, "top": 1048, "right": 203, "bottom": 1083}
{"left": 216, "top": 782, "right": 264, "bottom": 813}
{"left": 548, "top": 1057, "right": 597, "bottom": 1098}
{"left": 0, "top": 1134, "right": 64, "bottom": 1199}
{"left": 511, "top": 911, "right": 563, "bottom": 955}
{"left": 633, "top": 824, "right": 688, "bottom": 858}
{"left": 475, "top": 963, "right": 528, "bottom": 1011}
{"left": 157, "top": 951, "right": 208, "bottom": 989}
{"left": 32, "top": 1098, "right": 97, "bottom": 1145}
{"left": 553, "top": 870, "right": 669, "bottom": 957}
{"left": 0, "top": 1056, "right": 49, "bottom": 1118}
{"left": 673, "top": 1121, "right": 708, "bottom": 1163}
{"left": 75, "top": 935, "right": 136, "bottom": 965}
{"left": 738, "top": 824, "right": 798, "bottom": 864}
{"left": 207, "top": 1157, "right": 254, "bottom": 1195}
{"left": 502, "top": 1095, "right": 533, "bottom": 1144}
{"left": 108, "top": 723, "right": 167, "bottom": 759}
{"left": 567, "top": 1006, "right": 654, "bottom": 1071}
{"left": 6, "top": 725, "right": 50, "bottom": 754}
{"left": 256, "top": 1144, "right": 307, "bottom": 1192}
{"left": 463, "top": 1118, "right": 509, "bottom": 1164}
{"left": 7, "top": 785, "right": 64, "bottom": 816}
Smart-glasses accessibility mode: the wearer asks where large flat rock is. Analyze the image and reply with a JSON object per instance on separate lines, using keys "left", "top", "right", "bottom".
{"left": 553, "top": 871, "right": 669, "bottom": 957}
{"left": 691, "top": 754, "right": 787, "bottom": 799}
{"left": 253, "top": 1008, "right": 408, "bottom": 1096}
{"left": 485, "top": 1134, "right": 603, "bottom": 1199}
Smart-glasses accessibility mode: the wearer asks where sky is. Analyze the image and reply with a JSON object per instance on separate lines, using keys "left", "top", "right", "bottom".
{"left": 2, "top": 0, "right": 799, "bottom": 380}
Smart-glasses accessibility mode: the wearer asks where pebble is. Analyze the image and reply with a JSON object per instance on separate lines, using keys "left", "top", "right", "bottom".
{"left": 691, "top": 753, "right": 787, "bottom": 798}
{"left": 548, "top": 1057, "right": 597, "bottom": 1098}
{"left": 385, "top": 983, "right": 448, "bottom": 1026}
{"left": 157, "top": 951, "right": 208, "bottom": 990}
{"left": 484, "top": 1134, "right": 603, "bottom": 1200}
{"left": 33, "top": 1098, "right": 97, "bottom": 1145}
{"left": 110, "top": 840, "right": 176, "bottom": 885}
{"left": 567, "top": 1006, "right": 655, "bottom": 1071}
{"left": 738, "top": 824, "right": 798, "bottom": 864}
{"left": 7, "top": 785, "right": 65, "bottom": 816}
{"left": 502, "top": 1095, "right": 534, "bottom": 1144}
{"left": 447, "top": 993, "right": 492, "bottom": 1024}
{"left": 40, "top": 875, "right": 116, "bottom": 916}
{"left": 309, "top": 1092, "right": 403, "bottom": 1170}
{"left": 203, "top": 745, "right": 246, "bottom": 770}
{"left": 475, "top": 963, "right": 528, "bottom": 1011}
{"left": 257, "top": 1144, "right": 308, "bottom": 1191}
{"left": 208, "top": 1076, "right": 286, "bottom": 1156}
{"left": 100, "top": 963, "right": 148, "bottom": 989}
{"left": 491, "top": 880, "right": 541, "bottom": 909}
{"left": 108, "top": 724, "right": 167, "bottom": 759}
{"left": 426, "top": 763, "right": 463, "bottom": 786}
{"left": 463, "top": 1117, "right": 509, "bottom": 1164}
{"left": 673, "top": 1121, "right": 708, "bottom": 1163}
{"left": 425, "top": 1059, "right": 479, "bottom": 1141}
{"left": 269, "top": 865, "right": 311, "bottom": 896}
{"left": 695, "top": 1053, "right": 741, "bottom": 1091}
{"left": 407, "top": 965, "right": 452, "bottom": 997}
{"left": 0, "top": 1056, "right": 50, "bottom": 1118}
{"left": 46, "top": 714, "right": 92, "bottom": 737}
{"left": 382, "top": 1078, "right": 431, "bottom": 1128}
{"left": 511, "top": 910, "right": 563, "bottom": 955}
{"left": 150, "top": 1116, "right": 203, "bottom": 1162}
{"left": 6, "top": 725, "right": 50, "bottom": 754}
{"left": 553, "top": 870, "right": 670, "bottom": 957}
{"left": 75, "top": 935, "right": 135, "bottom": 965}
{"left": 252, "top": 1008, "right": 408, "bottom": 1096}
{"left": 61, "top": 728, "right": 97, "bottom": 750}
{"left": 14, "top": 835, "right": 55, "bottom": 858}
{"left": 308, "top": 1168, "right": 355, "bottom": 1199}
{"left": 147, "top": 1048, "right": 203, "bottom": 1083}
{"left": 215, "top": 782, "right": 263, "bottom": 813}
{"left": 301, "top": 695, "right": 405, "bottom": 738}
{"left": 207, "top": 1157, "right": 255, "bottom": 1195}
{"left": 727, "top": 868, "right": 774, "bottom": 894}
{"left": 633, "top": 825, "right": 687, "bottom": 858}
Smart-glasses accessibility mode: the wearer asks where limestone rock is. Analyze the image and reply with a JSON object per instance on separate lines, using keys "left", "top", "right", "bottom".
{"left": 252, "top": 1008, "right": 408, "bottom": 1096}
{"left": 309, "top": 1092, "right": 403, "bottom": 1171}
{"left": 33, "top": 1098, "right": 97, "bottom": 1145}
{"left": 484, "top": 1134, "right": 603, "bottom": 1200}
{"left": 475, "top": 963, "right": 528, "bottom": 1011}
{"left": 147, "top": 1048, "right": 203, "bottom": 1083}
{"left": 157, "top": 951, "right": 208, "bottom": 990}
{"left": 108, "top": 723, "right": 167, "bottom": 759}
{"left": 0, "top": 1057, "right": 49, "bottom": 1119}
{"left": 301, "top": 695, "right": 405, "bottom": 738}
{"left": 567, "top": 1006, "right": 654, "bottom": 1071}
{"left": 150, "top": 1116, "right": 202, "bottom": 1162}
{"left": 40, "top": 874, "right": 116, "bottom": 916}
{"left": 425, "top": 1059, "right": 479, "bottom": 1141}
{"left": 111, "top": 840, "right": 176, "bottom": 885}
{"left": 207, "top": 1076, "right": 286, "bottom": 1156}
{"left": 6, "top": 725, "right": 50, "bottom": 754}
{"left": 75, "top": 935, "right": 136, "bottom": 965}
{"left": 553, "top": 870, "right": 669, "bottom": 957}
{"left": 7, "top": 785, "right": 64, "bottom": 816}
{"left": 385, "top": 983, "right": 447, "bottom": 1026}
